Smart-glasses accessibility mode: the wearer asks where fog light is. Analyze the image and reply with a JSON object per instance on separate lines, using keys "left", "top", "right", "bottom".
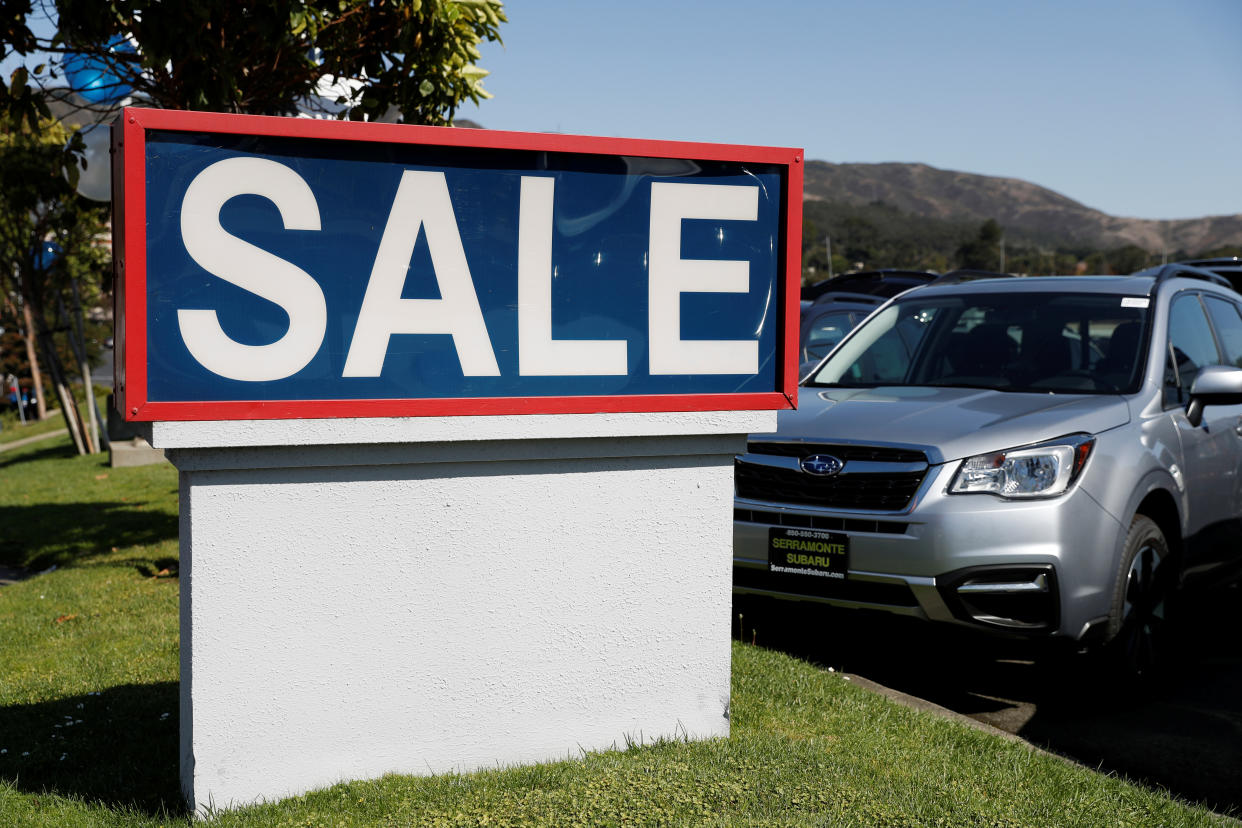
{"left": 940, "top": 566, "right": 1059, "bottom": 632}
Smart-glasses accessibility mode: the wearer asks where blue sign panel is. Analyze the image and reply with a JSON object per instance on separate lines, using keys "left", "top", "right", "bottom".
{"left": 115, "top": 109, "right": 801, "bottom": 420}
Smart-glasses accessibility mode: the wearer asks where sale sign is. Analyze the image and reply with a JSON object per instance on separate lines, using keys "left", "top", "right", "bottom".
{"left": 112, "top": 108, "right": 801, "bottom": 420}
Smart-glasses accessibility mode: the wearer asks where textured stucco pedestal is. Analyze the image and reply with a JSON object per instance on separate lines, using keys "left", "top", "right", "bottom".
{"left": 149, "top": 410, "right": 774, "bottom": 812}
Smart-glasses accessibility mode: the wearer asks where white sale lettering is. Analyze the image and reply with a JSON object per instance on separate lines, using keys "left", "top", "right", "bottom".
{"left": 177, "top": 160, "right": 759, "bottom": 381}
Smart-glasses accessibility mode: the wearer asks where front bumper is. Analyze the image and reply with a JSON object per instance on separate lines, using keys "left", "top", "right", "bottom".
{"left": 733, "top": 464, "right": 1123, "bottom": 639}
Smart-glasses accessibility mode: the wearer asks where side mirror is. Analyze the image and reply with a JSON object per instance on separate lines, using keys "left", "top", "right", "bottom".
{"left": 1186, "top": 365, "right": 1242, "bottom": 426}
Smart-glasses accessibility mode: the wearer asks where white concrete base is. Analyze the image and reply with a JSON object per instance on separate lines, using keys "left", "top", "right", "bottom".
{"left": 109, "top": 436, "right": 167, "bottom": 468}
{"left": 162, "top": 412, "right": 773, "bottom": 812}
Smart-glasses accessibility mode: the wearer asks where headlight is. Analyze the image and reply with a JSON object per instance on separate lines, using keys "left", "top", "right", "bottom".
{"left": 949, "top": 434, "right": 1094, "bottom": 499}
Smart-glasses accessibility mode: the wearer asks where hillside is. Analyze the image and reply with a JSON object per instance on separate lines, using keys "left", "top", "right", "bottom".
{"left": 803, "top": 161, "right": 1242, "bottom": 254}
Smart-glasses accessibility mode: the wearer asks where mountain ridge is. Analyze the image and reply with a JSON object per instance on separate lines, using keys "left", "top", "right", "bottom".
{"left": 802, "top": 160, "right": 1241, "bottom": 254}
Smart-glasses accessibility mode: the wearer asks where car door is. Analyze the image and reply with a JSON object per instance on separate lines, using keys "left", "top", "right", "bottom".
{"left": 1164, "top": 291, "right": 1242, "bottom": 582}
{"left": 1195, "top": 295, "right": 1242, "bottom": 579}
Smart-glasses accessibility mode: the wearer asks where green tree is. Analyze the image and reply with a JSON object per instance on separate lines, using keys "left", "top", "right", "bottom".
{"left": 1197, "top": 245, "right": 1242, "bottom": 259}
{"left": 0, "top": 115, "right": 109, "bottom": 452}
{"left": 0, "top": 0, "right": 52, "bottom": 130}
{"left": 955, "top": 219, "right": 1003, "bottom": 271}
{"left": 0, "top": 1, "right": 507, "bottom": 449}
{"left": 838, "top": 216, "right": 879, "bottom": 265}
{"left": 29, "top": 0, "right": 505, "bottom": 124}
{"left": 1099, "top": 244, "right": 1151, "bottom": 275}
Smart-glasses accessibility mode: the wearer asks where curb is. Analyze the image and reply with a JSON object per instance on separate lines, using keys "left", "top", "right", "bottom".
{"left": 844, "top": 672, "right": 1031, "bottom": 746}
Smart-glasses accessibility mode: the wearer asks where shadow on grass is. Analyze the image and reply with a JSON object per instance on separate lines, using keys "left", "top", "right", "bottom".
{"left": 0, "top": 441, "right": 77, "bottom": 470}
{"left": 737, "top": 580, "right": 1242, "bottom": 818}
{"left": 0, "top": 503, "right": 180, "bottom": 570}
{"left": 0, "top": 681, "right": 185, "bottom": 817}
{"left": 1016, "top": 581, "right": 1242, "bottom": 818}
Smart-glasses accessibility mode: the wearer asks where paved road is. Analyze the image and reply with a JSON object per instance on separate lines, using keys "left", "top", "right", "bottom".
{"left": 93, "top": 347, "right": 114, "bottom": 390}
{"left": 0, "top": 426, "right": 68, "bottom": 454}
{"left": 738, "top": 579, "right": 1242, "bottom": 818}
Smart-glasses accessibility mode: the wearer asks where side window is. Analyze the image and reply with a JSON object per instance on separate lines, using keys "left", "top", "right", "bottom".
{"left": 1164, "top": 294, "right": 1222, "bottom": 407}
{"left": 1203, "top": 296, "right": 1242, "bottom": 368}
{"left": 804, "top": 310, "right": 857, "bottom": 358}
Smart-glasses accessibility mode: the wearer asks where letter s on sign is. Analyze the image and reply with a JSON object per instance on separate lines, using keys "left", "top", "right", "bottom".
{"left": 178, "top": 158, "right": 327, "bottom": 382}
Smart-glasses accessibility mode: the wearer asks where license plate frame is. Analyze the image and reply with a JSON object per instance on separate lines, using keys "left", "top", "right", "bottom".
{"left": 767, "top": 527, "right": 849, "bottom": 580}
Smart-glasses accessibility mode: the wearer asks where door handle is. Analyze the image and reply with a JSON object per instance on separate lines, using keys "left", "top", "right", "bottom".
{"left": 1234, "top": 416, "right": 1242, "bottom": 437}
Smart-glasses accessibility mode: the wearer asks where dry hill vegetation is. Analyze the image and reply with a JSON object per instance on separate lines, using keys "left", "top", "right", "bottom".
{"left": 801, "top": 161, "right": 1241, "bottom": 277}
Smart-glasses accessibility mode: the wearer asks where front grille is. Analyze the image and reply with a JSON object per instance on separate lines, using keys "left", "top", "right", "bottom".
{"left": 735, "top": 462, "right": 925, "bottom": 511}
{"left": 733, "top": 565, "right": 918, "bottom": 607}
{"left": 746, "top": 442, "right": 926, "bottom": 464}
{"left": 734, "top": 508, "right": 909, "bottom": 535}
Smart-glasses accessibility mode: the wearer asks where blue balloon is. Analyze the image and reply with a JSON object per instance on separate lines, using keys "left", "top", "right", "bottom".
{"left": 34, "top": 241, "right": 63, "bottom": 272}
{"left": 62, "top": 36, "right": 135, "bottom": 105}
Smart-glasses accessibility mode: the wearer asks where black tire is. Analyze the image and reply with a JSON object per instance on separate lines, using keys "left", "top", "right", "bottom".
{"left": 1104, "top": 515, "right": 1174, "bottom": 679}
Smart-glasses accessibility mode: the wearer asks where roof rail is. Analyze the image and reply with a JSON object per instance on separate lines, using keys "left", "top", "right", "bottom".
{"left": 1174, "top": 258, "right": 1242, "bottom": 293}
{"left": 1141, "top": 264, "right": 1234, "bottom": 294}
{"left": 806, "top": 291, "right": 888, "bottom": 307}
{"left": 1180, "top": 256, "right": 1242, "bottom": 271}
{"left": 800, "top": 269, "right": 938, "bottom": 302}
{"left": 930, "top": 269, "right": 1016, "bottom": 286}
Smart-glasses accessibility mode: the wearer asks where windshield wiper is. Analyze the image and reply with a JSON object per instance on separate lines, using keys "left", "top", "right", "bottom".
{"left": 803, "top": 381, "right": 884, "bottom": 389}
{"left": 924, "top": 380, "right": 1012, "bottom": 391}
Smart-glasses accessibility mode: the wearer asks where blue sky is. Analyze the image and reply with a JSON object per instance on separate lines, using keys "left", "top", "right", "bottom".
{"left": 463, "top": 0, "right": 1242, "bottom": 221}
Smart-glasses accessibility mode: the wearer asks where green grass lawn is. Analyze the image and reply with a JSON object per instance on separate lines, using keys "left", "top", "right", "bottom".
{"left": 0, "top": 410, "right": 67, "bottom": 446}
{"left": 0, "top": 434, "right": 1231, "bottom": 826}
{"left": 1, "top": 388, "right": 112, "bottom": 446}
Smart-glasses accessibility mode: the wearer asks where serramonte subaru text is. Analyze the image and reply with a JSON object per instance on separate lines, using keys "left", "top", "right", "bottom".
{"left": 734, "top": 265, "right": 1242, "bottom": 672}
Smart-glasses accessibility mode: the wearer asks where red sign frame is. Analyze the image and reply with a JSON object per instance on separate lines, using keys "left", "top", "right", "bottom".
{"left": 113, "top": 107, "right": 802, "bottom": 421}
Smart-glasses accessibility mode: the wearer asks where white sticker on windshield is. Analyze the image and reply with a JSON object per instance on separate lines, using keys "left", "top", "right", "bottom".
{"left": 1121, "top": 297, "right": 1150, "bottom": 308}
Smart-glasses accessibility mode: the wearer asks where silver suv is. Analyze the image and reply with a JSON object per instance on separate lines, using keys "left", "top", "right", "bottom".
{"left": 734, "top": 266, "right": 1242, "bottom": 669}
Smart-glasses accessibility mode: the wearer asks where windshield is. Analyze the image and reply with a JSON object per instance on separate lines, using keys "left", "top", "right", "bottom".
{"left": 805, "top": 292, "right": 1150, "bottom": 394}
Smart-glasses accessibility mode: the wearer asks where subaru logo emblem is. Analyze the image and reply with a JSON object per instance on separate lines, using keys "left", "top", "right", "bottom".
{"left": 800, "top": 454, "right": 844, "bottom": 476}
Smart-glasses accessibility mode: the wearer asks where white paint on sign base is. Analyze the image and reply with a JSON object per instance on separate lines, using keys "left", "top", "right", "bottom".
{"left": 176, "top": 428, "right": 751, "bottom": 811}
{"left": 146, "top": 410, "right": 776, "bottom": 449}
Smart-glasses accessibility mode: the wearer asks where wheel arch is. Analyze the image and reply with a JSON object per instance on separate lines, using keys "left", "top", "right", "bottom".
{"left": 1131, "top": 487, "right": 1184, "bottom": 571}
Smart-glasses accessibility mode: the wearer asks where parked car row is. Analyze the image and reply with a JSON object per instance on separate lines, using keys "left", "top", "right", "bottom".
{"left": 738, "top": 263, "right": 1242, "bottom": 674}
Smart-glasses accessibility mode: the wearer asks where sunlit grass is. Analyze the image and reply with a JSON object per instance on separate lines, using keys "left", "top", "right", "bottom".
{"left": 0, "top": 433, "right": 178, "bottom": 571}
{"left": 0, "top": 390, "right": 110, "bottom": 446}
{"left": 0, "top": 410, "right": 66, "bottom": 445}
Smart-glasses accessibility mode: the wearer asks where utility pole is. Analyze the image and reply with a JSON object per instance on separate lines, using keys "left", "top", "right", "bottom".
{"left": 825, "top": 235, "right": 833, "bottom": 279}
{"left": 999, "top": 233, "right": 1006, "bottom": 274}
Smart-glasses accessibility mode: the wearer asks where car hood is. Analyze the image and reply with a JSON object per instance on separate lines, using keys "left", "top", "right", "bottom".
{"left": 769, "top": 386, "right": 1131, "bottom": 464}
